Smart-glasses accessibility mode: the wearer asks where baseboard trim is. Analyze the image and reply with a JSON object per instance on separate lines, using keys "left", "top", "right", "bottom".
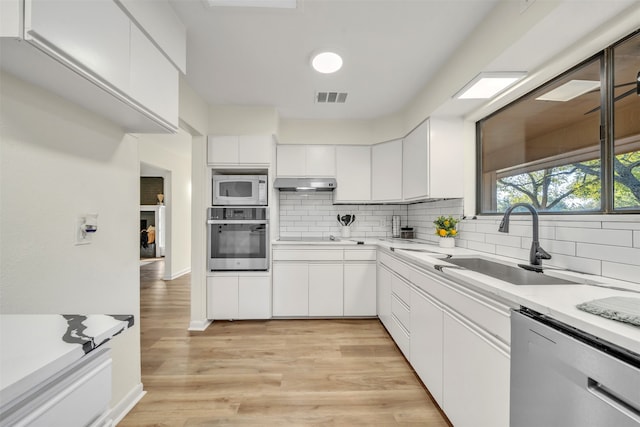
{"left": 188, "top": 319, "right": 212, "bottom": 331}
{"left": 110, "top": 383, "right": 146, "bottom": 425}
{"left": 164, "top": 267, "right": 191, "bottom": 281}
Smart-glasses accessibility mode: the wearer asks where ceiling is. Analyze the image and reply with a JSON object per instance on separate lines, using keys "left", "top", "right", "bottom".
{"left": 168, "top": 0, "right": 637, "bottom": 121}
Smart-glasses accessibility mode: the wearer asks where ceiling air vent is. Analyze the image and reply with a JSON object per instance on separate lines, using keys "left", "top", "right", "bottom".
{"left": 316, "top": 92, "right": 348, "bottom": 104}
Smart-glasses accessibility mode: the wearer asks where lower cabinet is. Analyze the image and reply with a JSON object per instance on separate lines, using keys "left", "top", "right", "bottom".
{"left": 410, "top": 287, "right": 444, "bottom": 407}
{"left": 207, "top": 274, "right": 271, "bottom": 320}
{"left": 376, "top": 263, "right": 392, "bottom": 329}
{"left": 344, "top": 263, "right": 377, "bottom": 316}
{"left": 272, "top": 246, "right": 377, "bottom": 318}
{"left": 443, "top": 310, "right": 510, "bottom": 427}
{"left": 378, "top": 248, "right": 512, "bottom": 427}
{"left": 309, "top": 263, "right": 344, "bottom": 316}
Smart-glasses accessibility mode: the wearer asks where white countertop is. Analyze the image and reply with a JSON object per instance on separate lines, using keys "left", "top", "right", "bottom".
{"left": 274, "top": 237, "right": 640, "bottom": 355}
{"left": 0, "top": 314, "right": 134, "bottom": 406}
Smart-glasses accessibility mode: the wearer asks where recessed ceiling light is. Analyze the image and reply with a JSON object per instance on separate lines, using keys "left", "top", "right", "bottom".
{"left": 311, "top": 52, "right": 343, "bottom": 74}
{"left": 535, "top": 80, "right": 601, "bottom": 102}
{"left": 454, "top": 72, "right": 526, "bottom": 99}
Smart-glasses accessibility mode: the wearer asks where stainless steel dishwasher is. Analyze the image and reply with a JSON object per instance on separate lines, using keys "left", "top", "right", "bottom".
{"left": 511, "top": 308, "right": 640, "bottom": 427}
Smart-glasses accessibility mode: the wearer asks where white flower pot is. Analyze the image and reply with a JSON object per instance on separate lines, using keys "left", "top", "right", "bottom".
{"left": 341, "top": 226, "right": 351, "bottom": 238}
{"left": 439, "top": 237, "right": 455, "bottom": 248}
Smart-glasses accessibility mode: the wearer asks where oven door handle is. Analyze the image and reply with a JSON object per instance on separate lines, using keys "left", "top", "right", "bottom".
{"left": 207, "top": 220, "right": 268, "bottom": 225}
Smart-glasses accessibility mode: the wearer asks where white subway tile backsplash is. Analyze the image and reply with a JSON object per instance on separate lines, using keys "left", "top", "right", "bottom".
{"left": 635, "top": 231, "right": 640, "bottom": 248}
{"left": 495, "top": 245, "right": 530, "bottom": 261}
{"left": 546, "top": 253, "right": 602, "bottom": 276}
{"left": 466, "top": 241, "right": 496, "bottom": 254}
{"left": 557, "top": 227, "right": 633, "bottom": 247}
{"left": 523, "top": 238, "right": 576, "bottom": 257}
{"left": 602, "top": 222, "right": 640, "bottom": 230}
{"left": 601, "top": 261, "right": 640, "bottom": 284}
{"left": 486, "top": 233, "right": 522, "bottom": 248}
{"left": 577, "top": 243, "right": 640, "bottom": 265}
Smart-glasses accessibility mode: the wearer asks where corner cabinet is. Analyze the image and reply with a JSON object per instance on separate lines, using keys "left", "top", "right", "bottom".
{"left": 403, "top": 118, "right": 464, "bottom": 201}
{"left": 334, "top": 146, "right": 371, "bottom": 203}
{"left": 0, "top": 0, "right": 180, "bottom": 133}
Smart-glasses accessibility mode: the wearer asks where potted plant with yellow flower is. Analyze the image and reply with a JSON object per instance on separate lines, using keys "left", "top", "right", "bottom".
{"left": 433, "top": 216, "right": 459, "bottom": 248}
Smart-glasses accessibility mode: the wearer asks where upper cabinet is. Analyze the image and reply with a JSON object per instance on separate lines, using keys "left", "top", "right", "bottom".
{"left": 372, "top": 139, "right": 403, "bottom": 202}
{"left": 0, "top": 0, "right": 181, "bottom": 133}
{"left": 277, "top": 145, "right": 336, "bottom": 177}
{"left": 403, "top": 118, "right": 464, "bottom": 201}
{"left": 335, "top": 145, "right": 371, "bottom": 203}
{"left": 208, "top": 135, "right": 274, "bottom": 166}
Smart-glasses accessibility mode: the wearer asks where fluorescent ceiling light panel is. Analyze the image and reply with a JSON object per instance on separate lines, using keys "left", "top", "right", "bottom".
{"left": 311, "top": 52, "right": 343, "bottom": 74}
{"left": 204, "top": 0, "right": 297, "bottom": 8}
{"left": 535, "top": 80, "right": 601, "bottom": 102}
{"left": 454, "top": 72, "right": 526, "bottom": 99}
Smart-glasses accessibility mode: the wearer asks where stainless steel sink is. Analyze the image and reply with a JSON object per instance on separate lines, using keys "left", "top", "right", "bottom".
{"left": 442, "top": 257, "right": 582, "bottom": 285}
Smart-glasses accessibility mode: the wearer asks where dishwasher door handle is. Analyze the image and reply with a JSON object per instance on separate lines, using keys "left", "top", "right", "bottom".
{"left": 587, "top": 378, "right": 640, "bottom": 422}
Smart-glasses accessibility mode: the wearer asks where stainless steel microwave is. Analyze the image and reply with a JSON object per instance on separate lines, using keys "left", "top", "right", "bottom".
{"left": 212, "top": 174, "right": 267, "bottom": 206}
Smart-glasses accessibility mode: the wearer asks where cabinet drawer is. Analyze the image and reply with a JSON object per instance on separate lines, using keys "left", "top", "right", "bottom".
{"left": 391, "top": 294, "right": 411, "bottom": 332}
{"left": 390, "top": 314, "right": 411, "bottom": 358}
{"left": 344, "top": 249, "right": 377, "bottom": 261}
{"left": 391, "top": 274, "right": 412, "bottom": 306}
{"left": 411, "top": 268, "right": 513, "bottom": 343}
{"left": 273, "top": 249, "right": 343, "bottom": 261}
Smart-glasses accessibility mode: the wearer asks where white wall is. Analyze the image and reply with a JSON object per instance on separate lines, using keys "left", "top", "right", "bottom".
{"left": 0, "top": 71, "right": 141, "bottom": 411}
{"left": 209, "top": 105, "right": 278, "bottom": 136}
{"left": 138, "top": 131, "right": 192, "bottom": 279}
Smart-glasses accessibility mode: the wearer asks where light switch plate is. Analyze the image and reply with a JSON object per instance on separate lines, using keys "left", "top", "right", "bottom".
{"left": 75, "top": 215, "right": 91, "bottom": 245}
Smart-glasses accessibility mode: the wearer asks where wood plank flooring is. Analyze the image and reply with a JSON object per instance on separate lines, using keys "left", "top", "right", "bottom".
{"left": 120, "top": 261, "right": 451, "bottom": 426}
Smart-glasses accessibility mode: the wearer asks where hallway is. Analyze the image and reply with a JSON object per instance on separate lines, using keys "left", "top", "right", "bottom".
{"left": 120, "top": 261, "right": 449, "bottom": 426}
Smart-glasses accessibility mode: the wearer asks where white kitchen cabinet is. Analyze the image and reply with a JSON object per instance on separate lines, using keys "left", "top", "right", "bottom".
{"left": 377, "top": 263, "right": 392, "bottom": 330}
{"left": 238, "top": 276, "right": 272, "bottom": 319}
{"left": 309, "top": 263, "right": 344, "bottom": 316}
{"left": 208, "top": 135, "right": 273, "bottom": 165}
{"left": 403, "top": 120, "right": 429, "bottom": 201}
{"left": 410, "top": 287, "right": 444, "bottom": 407}
{"left": 0, "top": 0, "right": 181, "bottom": 132}
{"left": 272, "top": 263, "right": 309, "bottom": 316}
{"left": 334, "top": 145, "right": 371, "bottom": 203}
{"left": 276, "top": 145, "right": 336, "bottom": 177}
{"left": 372, "top": 139, "right": 403, "bottom": 202}
{"left": 130, "top": 24, "right": 179, "bottom": 129}
{"left": 402, "top": 118, "right": 464, "bottom": 201}
{"left": 207, "top": 275, "right": 271, "bottom": 320}
{"left": 344, "top": 263, "right": 377, "bottom": 316}
{"left": 443, "top": 310, "right": 510, "bottom": 427}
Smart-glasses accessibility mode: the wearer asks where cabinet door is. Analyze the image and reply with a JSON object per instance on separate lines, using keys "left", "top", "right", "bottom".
{"left": 403, "top": 120, "right": 429, "bottom": 200}
{"left": 335, "top": 146, "right": 371, "bottom": 202}
{"left": 376, "top": 263, "right": 392, "bottom": 329}
{"left": 443, "top": 311, "right": 510, "bottom": 427}
{"left": 208, "top": 136, "right": 239, "bottom": 164}
{"left": 372, "top": 139, "right": 403, "bottom": 202}
{"left": 130, "top": 25, "right": 179, "bottom": 128}
{"left": 344, "top": 263, "right": 377, "bottom": 316}
{"left": 239, "top": 135, "right": 272, "bottom": 165}
{"left": 305, "top": 145, "right": 336, "bottom": 176}
{"left": 207, "top": 276, "right": 239, "bottom": 319}
{"left": 272, "top": 263, "right": 309, "bottom": 316}
{"left": 410, "top": 288, "right": 444, "bottom": 406}
{"left": 308, "top": 263, "right": 343, "bottom": 316}
{"left": 276, "top": 145, "right": 306, "bottom": 176}
{"left": 27, "top": 0, "right": 131, "bottom": 95}
{"left": 238, "top": 276, "right": 271, "bottom": 319}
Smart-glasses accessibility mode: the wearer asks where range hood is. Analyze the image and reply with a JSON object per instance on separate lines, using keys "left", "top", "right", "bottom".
{"left": 273, "top": 177, "right": 337, "bottom": 191}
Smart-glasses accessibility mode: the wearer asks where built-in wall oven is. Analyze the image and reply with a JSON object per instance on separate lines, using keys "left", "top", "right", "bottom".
{"left": 207, "top": 207, "right": 269, "bottom": 271}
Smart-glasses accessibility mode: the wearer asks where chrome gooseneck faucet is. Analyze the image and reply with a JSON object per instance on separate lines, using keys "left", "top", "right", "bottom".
{"left": 498, "top": 203, "right": 551, "bottom": 267}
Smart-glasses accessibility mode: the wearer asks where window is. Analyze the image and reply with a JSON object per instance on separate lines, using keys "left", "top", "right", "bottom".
{"left": 478, "top": 30, "right": 640, "bottom": 214}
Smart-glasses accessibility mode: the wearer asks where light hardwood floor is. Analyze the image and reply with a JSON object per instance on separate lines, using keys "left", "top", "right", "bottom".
{"left": 120, "top": 261, "right": 451, "bottom": 426}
